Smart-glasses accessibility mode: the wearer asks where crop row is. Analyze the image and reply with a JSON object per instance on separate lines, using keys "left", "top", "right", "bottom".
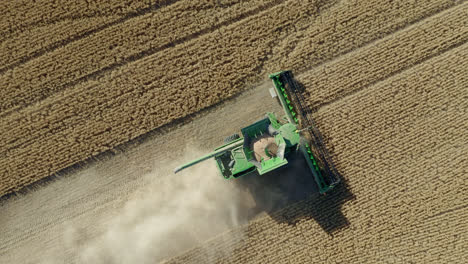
{"left": 0, "top": 0, "right": 158, "bottom": 42}
{"left": 299, "top": 3, "right": 468, "bottom": 110}
{"left": 0, "top": 0, "right": 278, "bottom": 114}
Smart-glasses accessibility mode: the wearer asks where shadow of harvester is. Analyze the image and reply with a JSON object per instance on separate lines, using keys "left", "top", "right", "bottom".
{"left": 235, "top": 150, "right": 354, "bottom": 234}
{"left": 234, "top": 76, "right": 354, "bottom": 235}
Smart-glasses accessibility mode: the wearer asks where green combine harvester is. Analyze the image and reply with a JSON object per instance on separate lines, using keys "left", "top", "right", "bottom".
{"left": 174, "top": 70, "right": 340, "bottom": 194}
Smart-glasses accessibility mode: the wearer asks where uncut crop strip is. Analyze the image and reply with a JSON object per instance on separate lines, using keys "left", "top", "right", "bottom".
{"left": 299, "top": 3, "right": 468, "bottom": 110}
{"left": 1, "top": 0, "right": 457, "bottom": 115}
{"left": 262, "top": 0, "right": 457, "bottom": 73}
{"left": 0, "top": 0, "right": 164, "bottom": 43}
{"left": 0, "top": 0, "right": 280, "bottom": 115}
{"left": 166, "top": 42, "right": 468, "bottom": 264}
{"left": 0, "top": 0, "right": 169, "bottom": 71}
{"left": 0, "top": 0, "right": 462, "bottom": 197}
{"left": 1, "top": 17, "right": 121, "bottom": 71}
{"left": 0, "top": 0, "right": 151, "bottom": 39}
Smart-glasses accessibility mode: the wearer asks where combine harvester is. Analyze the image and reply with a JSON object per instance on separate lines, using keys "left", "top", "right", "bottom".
{"left": 174, "top": 71, "right": 340, "bottom": 194}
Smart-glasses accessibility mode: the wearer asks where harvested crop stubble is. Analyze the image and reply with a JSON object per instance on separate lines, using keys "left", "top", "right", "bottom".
{"left": 0, "top": 0, "right": 463, "bottom": 197}
{"left": 166, "top": 42, "right": 468, "bottom": 264}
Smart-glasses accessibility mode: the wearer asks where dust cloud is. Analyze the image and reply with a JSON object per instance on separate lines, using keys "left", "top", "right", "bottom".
{"left": 70, "top": 150, "right": 250, "bottom": 264}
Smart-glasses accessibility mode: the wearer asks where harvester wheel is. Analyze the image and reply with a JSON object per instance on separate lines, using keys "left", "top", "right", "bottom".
{"left": 224, "top": 133, "right": 240, "bottom": 144}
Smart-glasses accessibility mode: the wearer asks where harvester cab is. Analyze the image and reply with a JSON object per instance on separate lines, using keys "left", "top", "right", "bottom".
{"left": 174, "top": 70, "right": 340, "bottom": 194}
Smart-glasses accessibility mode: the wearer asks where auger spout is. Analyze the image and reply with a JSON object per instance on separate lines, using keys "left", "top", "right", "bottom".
{"left": 173, "top": 138, "right": 244, "bottom": 174}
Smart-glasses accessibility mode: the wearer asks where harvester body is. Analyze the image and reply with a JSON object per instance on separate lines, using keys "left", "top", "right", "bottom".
{"left": 174, "top": 113, "right": 300, "bottom": 178}
{"left": 174, "top": 71, "right": 340, "bottom": 194}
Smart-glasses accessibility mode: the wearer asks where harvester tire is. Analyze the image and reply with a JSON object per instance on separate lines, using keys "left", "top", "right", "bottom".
{"left": 224, "top": 134, "right": 240, "bottom": 144}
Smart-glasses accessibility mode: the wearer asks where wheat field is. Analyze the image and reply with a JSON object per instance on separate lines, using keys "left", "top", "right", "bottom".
{"left": 1, "top": 0, "right": 467, "bottom": 263}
